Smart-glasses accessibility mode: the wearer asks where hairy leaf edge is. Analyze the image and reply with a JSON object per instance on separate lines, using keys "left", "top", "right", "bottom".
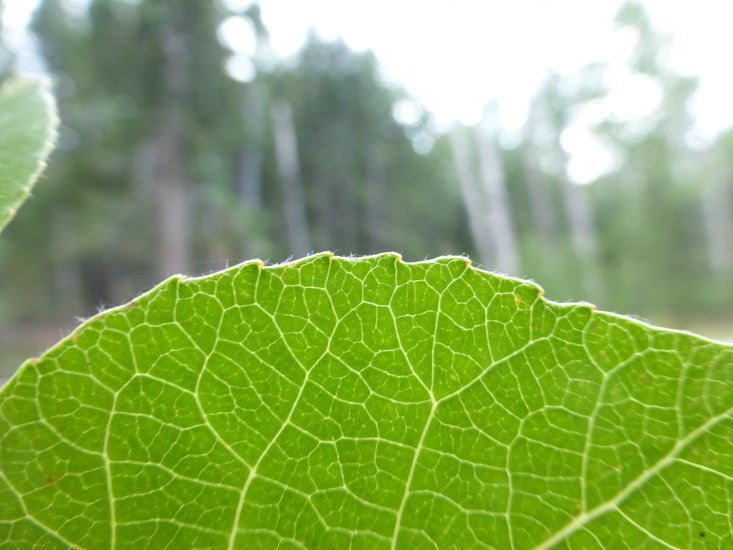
{"left": 6, "top": 251, "right": 732, "bottom": 385}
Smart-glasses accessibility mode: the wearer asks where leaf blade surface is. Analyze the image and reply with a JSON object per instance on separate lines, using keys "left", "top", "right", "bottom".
{"left": 0, "top": 76, "right": 58, "bottom": 234}
{"left": 1, "top": 253, "right": 731, "bottom": 549}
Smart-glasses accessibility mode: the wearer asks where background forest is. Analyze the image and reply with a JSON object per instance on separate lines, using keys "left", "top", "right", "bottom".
{"left": 1, "top": 0, "right": 732, "bottom": 377}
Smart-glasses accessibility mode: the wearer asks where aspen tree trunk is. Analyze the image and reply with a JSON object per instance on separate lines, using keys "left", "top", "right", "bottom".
{"left": 701, "top": 178, "right": 733, "bottom": 273}
{"left": 153, "top": 24, "right": 190, "bottom": 278}
{"left": 560, "top": 154, "right": 605, "bottom": 300}
{"left": 312, "top": 166, "right": 331, "bottom": 250}
{"left": 238, "top": 83, "right": 266, "bottom": 258}
{"left": 270, "top": 99, "right": 312, "bottom": 257}
{"left": 475, "top": 107, "right": 519, "bottom": 275}
{"left": 450, "top": 128, "right": 495, "bottom": 265}
{"left": 335, "top": 173, "right": 358, "bottom": 252}
{"left": 50, "top": 208, "right": 82, "bottom": 314}
{"left": 365, "top": 146, "right": 387, "bottom": 253}
{"left": 239, "top": 86, "right": 265, "bottom": 210}
{"left": 521, "top": 121, "right": 559, "bottom": 254}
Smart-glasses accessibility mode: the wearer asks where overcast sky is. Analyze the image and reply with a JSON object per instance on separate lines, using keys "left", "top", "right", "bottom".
{"left": 5, "top": 0, "right": 733, "bottom": 182}
{"left": 230, "top": 0, "right": 733, "bottom": 136}
{"left": 220, "top": 0, "right": 733, "bottom": 181}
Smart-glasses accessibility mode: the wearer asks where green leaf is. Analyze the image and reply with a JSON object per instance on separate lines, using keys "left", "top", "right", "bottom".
{"left": 0, "top": 77, "right": 59, "bottom": 234}
{"left": 1, "top": 253, "right": 731, "bottom": 549}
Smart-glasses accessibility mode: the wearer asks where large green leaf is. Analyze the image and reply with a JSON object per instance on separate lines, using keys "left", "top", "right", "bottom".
{"left": 1, "top": 253, "right": 731, "bottom": 548}
{"left": 0, "top": 77, "right": 58, "bottom": 234}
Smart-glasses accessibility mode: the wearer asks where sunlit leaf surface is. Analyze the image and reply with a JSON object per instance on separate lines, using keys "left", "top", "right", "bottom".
{"left": 0, "top": 77, "right": 58, "bottom": 234}
{"left": 1, "top": 253, "right": 731, "bottom": 548}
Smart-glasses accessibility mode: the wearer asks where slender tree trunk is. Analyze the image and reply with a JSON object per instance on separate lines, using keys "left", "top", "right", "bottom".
{"left": 521, "top": 126, "right": 559, "bottom": 254}
{"left": 450, "top": 129, "right": 496, "bottom": 266}
{"left": 560, "top": 155, "right": 605, "bottom": 300}
{"left": 475, "top": 108, "right": 519, "bottom": 275}
{"left": 365, "top": 146, "right": 387, "bottom": 253}
{"left": 238, "top": 83, "right": 266, "bottom": 258}
{"left": 270, "top": 98, "right": 311, "bottom": 257}
{"left": 154, "top": 117, "right": 188, "bottom": 277}
{"left": 50, "top": 207, "right": 82, "bottom": 315}
{"left": 450, "top": 127, "right": 494, "bottom": 265}
{"left": 240, "top": 86, "right": 265, "bottom": 208}
{"left": 701, "top": 178, "right": 733, "bottom": 273}
{"left": 313, "top": 166, "right": 331, "bottom": 250}
{"left": 153, "top": 24, "right": 190, "bottom": 278}
{"left": 335, "top": 174, "right": 358, "bottom": 252}
{"left": 333, "top": 136, "right": 358, "bottom": 252}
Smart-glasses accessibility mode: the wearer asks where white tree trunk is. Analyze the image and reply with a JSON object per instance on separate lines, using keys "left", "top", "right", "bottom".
{"left": 154, "top": 25, "right": 190, "bottom": 278}
{"left": 450, "top": 128, "right": 495, "bottom": 265}
{"left": 701, "top": 178, "right": 733, "bottom": 273}
{"left": 365, "top": 146, "right": 387, "bottom": 253}
{"left": 560, "top": 159, "right": 605, "bottom": 300}
{"left": 521, "top": 122, "right": 559, "bottom": 254}
{"left": 238, "top": 83, "right": 266, "bottom": 258}
{"left": 271, "top": 99, "right": 311, "bottom": 257}
{"left": 476, "top": 107, "right": 519, "bottom": 275}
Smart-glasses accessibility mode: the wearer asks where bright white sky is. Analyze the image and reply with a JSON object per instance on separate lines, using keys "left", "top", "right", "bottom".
{"left": 4, "top": 0, "right": 733, "bottom": 182}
